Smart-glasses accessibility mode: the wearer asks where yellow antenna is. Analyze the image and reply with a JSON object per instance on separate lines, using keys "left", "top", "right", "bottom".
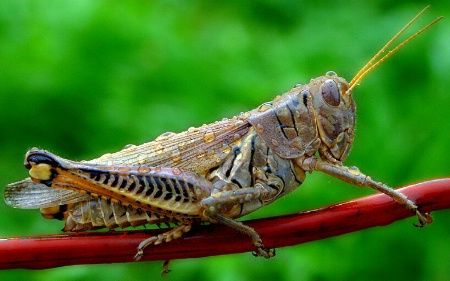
{"left": 347, "top": 5, "right": 442, "bottom": 94}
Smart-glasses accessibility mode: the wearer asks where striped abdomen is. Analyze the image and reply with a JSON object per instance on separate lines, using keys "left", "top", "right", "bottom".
{"left": 41, "top": 198, "right": 191, "bottom": 231}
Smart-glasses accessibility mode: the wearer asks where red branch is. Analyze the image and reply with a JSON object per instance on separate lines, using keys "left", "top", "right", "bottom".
{"left": 1, "top": 178, "right": 449, "bottom": 270}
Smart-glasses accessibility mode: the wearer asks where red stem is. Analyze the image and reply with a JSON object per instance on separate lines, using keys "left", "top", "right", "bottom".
{"left": 1, "top": 178, "right": 449, "bottom": 270}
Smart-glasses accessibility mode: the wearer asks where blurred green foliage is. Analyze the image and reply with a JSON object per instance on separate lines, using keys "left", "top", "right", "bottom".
{"left": 1, "top": 1, "right": 449, "bottom": 280}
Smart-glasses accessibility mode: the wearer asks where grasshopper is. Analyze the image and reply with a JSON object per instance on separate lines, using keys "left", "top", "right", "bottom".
{"left": 4, "top": 7, "right": 442, "bottom": 261}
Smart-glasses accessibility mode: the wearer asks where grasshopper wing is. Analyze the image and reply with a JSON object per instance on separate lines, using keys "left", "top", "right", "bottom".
{"left": 91, "top": 118, "right": 251, "bottom": 174}
{"left": 5, "top": 178, "right": 90, "bottom": 209}
{"left": 5, "top": 118, "right": 250, "bottom": 210}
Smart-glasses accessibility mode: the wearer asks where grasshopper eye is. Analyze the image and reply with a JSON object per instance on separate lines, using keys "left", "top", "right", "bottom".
{"left": 321, "top": 79, "right": 340, "bottom": 107}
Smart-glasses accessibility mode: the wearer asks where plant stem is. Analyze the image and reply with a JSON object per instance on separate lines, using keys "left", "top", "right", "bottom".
{"left": 1, "top": 178, "right": 449, "bottom": 270}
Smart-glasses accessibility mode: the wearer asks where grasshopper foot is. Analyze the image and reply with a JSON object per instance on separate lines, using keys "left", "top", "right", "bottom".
{"left": 133, "top": 224, "right": 192, "bottom": 261}
{"left": 161, "top": 260, "right": 171, "bottom": 277}
{"left": 134, "top": 236, "right": 158, "bottom": 261}
{"left": 413, "top": 210, "right": 433, "bottom": 228}
{"left": 252, "top": 242, "right": 275, "bottom": 259}
{"left": 213, "top": 214, "right": 275, "bottom": 258}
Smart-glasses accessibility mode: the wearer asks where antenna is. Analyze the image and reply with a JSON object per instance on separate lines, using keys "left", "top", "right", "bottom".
{"left": 347, "top": 6, "right": 442, "bottom": 94}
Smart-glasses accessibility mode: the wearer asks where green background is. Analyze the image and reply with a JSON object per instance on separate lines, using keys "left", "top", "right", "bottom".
{"left": 1, "top": 1, "right": 449, "bottom": 280}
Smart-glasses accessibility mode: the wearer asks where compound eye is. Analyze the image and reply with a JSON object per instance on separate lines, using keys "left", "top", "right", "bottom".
{"left": 321, "top": 79, "right": 340, "bottom": 106}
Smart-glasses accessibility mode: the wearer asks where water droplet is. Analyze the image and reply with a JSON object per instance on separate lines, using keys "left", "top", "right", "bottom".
{"left": 171, "top": 149, "right": 182, "bottom": 163}
{"left": 233, "top": 133, "right": 241, "bottom": 141}
{"left": 155, "top": 144, "right": 165, "bottom": 155}
{"left": 271, "top": 139, "right": 279, "bottom": 147}
{"left": 234, "top": 120, "right": 245, "bottom": 128}
{"left": 274, "top": 95, "right": 282, "bottom": 102}
{"left": 172, "top": 168, "right": 182, "bottom": 175}
{"left": 118, "top": 167, "right": 131, "bottom": 173}
{"left": 155, "top": 132, "right": 175, "bottom": 141}
{"left": 123, "top": 144, "right": 135, "bottom": 149}
{"left": 203, "top": 131, "right": 216, "bottom": 143}
{"left": 348, "top": 166, "right": 360, "bottom": 176}
{"left": 196, "top": 152, "right": 205, "bottom": 159}
{"left": 326, "top": 71, "right": 337, "bottom": 77}
{"left": 155, "top": 167, "right": 162, "bottom": 173}
{"left": 240, "top": 112, "right": 251, "bottom": 119}
{"left": 256, "top": 124, "right": 264, "bottom": 133}
{"left": 187, "top": 127, "right": 198, "bottom": 133}
{"left": 257, "top": 102, "right": 272, "bottom": 112}
{"left": 216, "top": 144, "right": 231, "bottom": 160}
{"left": 221, "top": 144, "right": 231, "bottom": 154}
{"left": 138, "top": 166, "right": 151, "bottom": 173}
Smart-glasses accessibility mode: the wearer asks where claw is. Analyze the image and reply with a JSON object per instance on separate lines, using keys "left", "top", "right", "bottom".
{"left": 134, "top": 250, "right": 144, "bottom": 261}
{"left": 252, "top": 240, "right": 275, "bottom": 258}
{"left": 413, "top": 211, "right": 433, "bottom": 228}
{"left": 134, "top": 236, "right": 158, "bottom": 260}
{"left": 253, "top": 247, "right": 275, "bottom": 258}
{"left": 161, "top": 260, "right": 171, "bottom": 277}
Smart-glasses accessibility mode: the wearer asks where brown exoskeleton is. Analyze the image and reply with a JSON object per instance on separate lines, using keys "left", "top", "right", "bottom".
{"left": 4, "top": 7, "right": 441, "bottom": 261}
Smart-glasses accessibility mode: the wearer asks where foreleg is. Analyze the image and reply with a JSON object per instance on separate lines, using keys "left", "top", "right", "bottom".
{"left": 301, "top": 157, "right": 432, "bottom": 226}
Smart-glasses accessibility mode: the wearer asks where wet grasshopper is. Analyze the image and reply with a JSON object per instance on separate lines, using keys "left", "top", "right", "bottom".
{"left": 4, "top": 7, "right": 442, "bottom": 261}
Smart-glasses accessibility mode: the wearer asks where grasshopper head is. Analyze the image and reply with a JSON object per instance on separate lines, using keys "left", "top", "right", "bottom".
{"left": 309, "top": 71, "right": 356, "bottom": 164}
{"left": 308, "top": 7, "right": 442, "bottom": 164}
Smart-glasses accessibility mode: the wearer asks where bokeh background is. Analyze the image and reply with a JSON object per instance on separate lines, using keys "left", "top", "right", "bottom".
{"left": 1, "top": 1, "right": 449, "bottom": 280}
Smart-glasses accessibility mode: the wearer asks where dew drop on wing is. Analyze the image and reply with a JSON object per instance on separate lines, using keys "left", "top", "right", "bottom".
{"left": 203, "top": 131, "right": 216, "bottom": 143}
